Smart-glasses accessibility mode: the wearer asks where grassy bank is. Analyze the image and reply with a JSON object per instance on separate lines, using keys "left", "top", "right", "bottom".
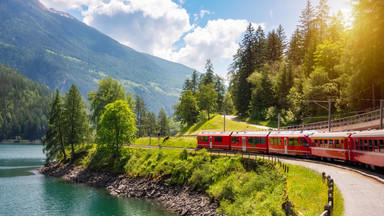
{"left": 62, "top": 145, "right": 343, "bottom": 215}
{"left": 69, "top": 145, "right": 286, "bottom": 215}
{"left": 287, "top": 164, "right": 344, "bottom": 216}
{"left": 134, "top": 136, "right": 197, "bottom": 148}
{"left": 178, "top": 114, "right": 261, "bottom": 136}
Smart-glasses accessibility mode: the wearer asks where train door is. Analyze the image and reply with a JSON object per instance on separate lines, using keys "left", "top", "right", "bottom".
{"left": 209, "top": 136, "right": 212, "bottom": 149}
{"left": 284, "top": 138, "right": 288, "bottom": 154}
{"left": 242, "top": 137, "right": 246, "bottom": 151}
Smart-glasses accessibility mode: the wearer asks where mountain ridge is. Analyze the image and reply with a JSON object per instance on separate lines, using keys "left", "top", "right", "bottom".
{"left": 0, "top": 0, "right": 195, "bottom": 114}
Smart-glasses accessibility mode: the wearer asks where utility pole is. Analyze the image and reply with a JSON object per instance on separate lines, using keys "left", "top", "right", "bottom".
{"left": 328, "top": 99, "right": 331, "bottom": 132}
{"left": 223, "top": 111, "right": 226, "bottom": 132}
{"left": 381, "top": 100, "right": 383, "bottom": 130}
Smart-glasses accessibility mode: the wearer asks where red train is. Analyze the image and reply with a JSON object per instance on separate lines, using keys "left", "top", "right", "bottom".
{"left": 197, "top": 130, "right": 384, "bottom": 169}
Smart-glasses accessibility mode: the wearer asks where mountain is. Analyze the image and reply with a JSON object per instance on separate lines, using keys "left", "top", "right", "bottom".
{"left": 0, "top": 0, "right": 194, "bottom": 114}
{"left": 0, "top": 64, "right": 52, "bottom": 141}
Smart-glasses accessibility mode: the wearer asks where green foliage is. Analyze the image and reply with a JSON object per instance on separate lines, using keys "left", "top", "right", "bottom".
{"left": 43, "top": 89, "right": 67, "bottom": 163}
{"left": 223, "top": 92, "right": 236, "bottom": 115}
{"left": 174, "top": 90, "right": 199, "bottom": 126}
{"left": 157, "top": 107, "right": 170, "bottom": 136}
{"left": 97, "top": 100, "right": 136, "bottom": 162}
{"left": 87, "top": 77, "right": 126, "bottom": 126}
{"left": 0, "top": 64, "right": 52, "bottom": 141}
{"left": 63, "top": 83, "right": 89, "bottom": 158}
{"left": 135, "top": 136, "right": 197, "bottom": 148}
{"left": 196, "top": 83, "right": 218, "bottom": 119}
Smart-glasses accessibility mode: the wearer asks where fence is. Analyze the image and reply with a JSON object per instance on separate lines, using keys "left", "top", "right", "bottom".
{"left": 283, "top": 108, "right": 381, "bottom": 131}
{"left": 319, "top": 172, "right": 334, "bottom": 216}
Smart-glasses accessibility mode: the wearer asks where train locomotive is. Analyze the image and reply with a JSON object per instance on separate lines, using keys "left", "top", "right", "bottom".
{"left": 197, "top": 129, "right": 384, "bottom": 169}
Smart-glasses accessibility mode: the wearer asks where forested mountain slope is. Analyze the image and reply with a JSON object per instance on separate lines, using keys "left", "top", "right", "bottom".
{"left": 0, "top": 0, "right": 195, "bottom": 114}
{"left": 0, "top": 64, "right": 52, "bottom": 141}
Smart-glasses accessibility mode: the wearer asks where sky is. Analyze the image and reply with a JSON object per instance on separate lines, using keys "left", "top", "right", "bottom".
{"left": 39, "top": 0, "right": 353, "bottom": 79}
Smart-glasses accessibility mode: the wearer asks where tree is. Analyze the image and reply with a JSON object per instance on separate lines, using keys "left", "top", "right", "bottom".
{"left": 200, "top": 59, "right": 215, "bottom": 86}
{"left": 316, "top": 0, "right": 330, "bottom": 41}
{"left": 157, "top": 107, "right": 170, "bottom": 136}
{"left": 63, "top": 84, "right": 89, "bottom": 158}
{"left": 287, "top": 28, "right": 303, "bottom": 66}
{"left": 183, "top": 78, "right": 193, "bottom": 92}
{"left": 190, "top": 70, "right": 199, "bottom": 94}
{"left": 43, "top": 89, "right": 66, "bottom": 163}
{"left": 196, "top": 83, "right": 218, "bottom": 119}
{"left": 97, "top": 100, "right": 136, "bottom": 162}
{"left": 214, "top": 75, "right": 225, "bottom": 112}
{"left": 174, "top": 90, "right": 199, "bottom": 126}
{"left": 134, "top": 94, "right": 147, "bottom": 137}
{"left": 229, "top": 23, "right": 258, "bottom": 114}
{"left": 223, "top": 92, "right": 235, "bottom": 115}
{"left": 88, "top": 77, "right": 126, "bottom": 126}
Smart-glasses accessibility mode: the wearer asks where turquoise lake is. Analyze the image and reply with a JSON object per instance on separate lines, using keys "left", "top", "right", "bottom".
{"left": 0, "top": 143, "right": 175, "bottom": 216}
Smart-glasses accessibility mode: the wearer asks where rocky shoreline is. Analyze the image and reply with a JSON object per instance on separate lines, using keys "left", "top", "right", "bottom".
{"left": 39, "top": 163, "right": 220, "bottom": 216}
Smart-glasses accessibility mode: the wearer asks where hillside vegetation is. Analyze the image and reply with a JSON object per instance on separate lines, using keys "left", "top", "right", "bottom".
{"left": 0, "top": 64, "right": 52, "bottom": 141}
{"left": 178, "top": 114, "right": 261, "bottom": 136}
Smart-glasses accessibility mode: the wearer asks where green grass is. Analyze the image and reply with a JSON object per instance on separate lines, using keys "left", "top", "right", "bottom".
{"left": 240, "top": 117, "right": 279, "bottom": 128}
{"left": 178, "top": 114, "right": 261, "bottom": 136}
{"left": 286, "top": 164, "right": 344, "bottom": 216}
{"left": 134, "top": 136, "right": 197, "bottom": 148}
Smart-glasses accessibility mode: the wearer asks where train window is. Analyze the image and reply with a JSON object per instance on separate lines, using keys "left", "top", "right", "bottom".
{"left": 359, "top": 140, "right": 363, "bottom": 150}
{"left": 374, "top": 140, "right": 379, "bottom": 152}
{"left": 247, "top": 137, "right": 256, "bottom": 146}
{"left": 214, "top": 136, "right": 223, "bottom": 143}
{"left": 319, "top": 139, "right": 323, "bottom": 147}
{"left": 200, "top": 136, "right": 209, "bottom": 142}
{"left": 355, "top": 140, "right": 359, "bottom": 150}
{"left": 341, "top": 140, "right": 344, "bottom": 149}
{"left": 329, "top": 140, "right": 334, "bottom": 148}
{"left": 289, "top": 138, "right": 299, "bottom": 146}
{"left": 364, "top": 140, "right": 368, "bottom": 151}
{"left": 324, "top": 139, "right": 328, "bottom": 148}
{"left": 368, "top": 140, "right": 373, "bottom": 151}
{"left": 313, "top": 139, "right": 318, "bottom": 147}
{"left": 380, "top": 140, "right": 384, "bottom": 153}
{"left": 260, "top": 137, "right": 266, "bottom": 145}
{"left": 301, "top": 138, "right": 309, "bottom": 147}
{"left": 232, "top": 137, "right": 239, "bottom": 144}
{"left": 271, "top": 138, "right": 280, "bottom": 145}
{"left": 335, "top": 140, "right": 340, "bottom": 149}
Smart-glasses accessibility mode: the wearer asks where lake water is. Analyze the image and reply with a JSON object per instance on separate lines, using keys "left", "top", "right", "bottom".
{"left": 0, "top": 143, "right": 175, "bottom": 216}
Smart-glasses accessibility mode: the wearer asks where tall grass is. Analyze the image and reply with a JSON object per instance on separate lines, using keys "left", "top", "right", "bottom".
{"left": 286, "top": 164, "right": 344, "bottom": 216}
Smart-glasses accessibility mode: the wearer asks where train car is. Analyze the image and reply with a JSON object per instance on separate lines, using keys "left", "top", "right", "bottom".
{"left": 309, "top": 132, "right": 352, "bottom": 161}
{"left": 230, "top": 131, "right": 270, "bottom": 152}
{"left": 197, "top": 132, "right": 232, "bottom": 150}
{"left": 350, "top": 130, "right": 384, "bottom": 168}
{"left": 268, "top": 131, "right": 314, "bottom": 156}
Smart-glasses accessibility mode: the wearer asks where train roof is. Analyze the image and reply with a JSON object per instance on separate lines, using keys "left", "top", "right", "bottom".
{"left": 198, "top": 132, "right": 232, "bottom": 136}
{"left": 269, "top": 130, "right": 316, "bottom": 137}
{"left": 351, "top": 129, "right": 384, "bottom": 138}
{"left": 309, "top": 131, "right": 352, "bottom": 138}
{"left": 231, "top": 131, "right": 271, "bottom": 136}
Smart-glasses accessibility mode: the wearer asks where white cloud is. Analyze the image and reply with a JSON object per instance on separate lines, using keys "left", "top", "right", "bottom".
{"left": 168, "top": 19, "right": 265, "bottom": 76}
{"left": 40, "top": 0, "right": 96, "bottom": 10}
{"left": 200, "top": 10, "right": 210, "bottom": 18}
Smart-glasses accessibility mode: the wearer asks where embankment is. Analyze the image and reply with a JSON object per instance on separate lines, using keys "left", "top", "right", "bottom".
{"left": 39, "top": 163, "right": 220, "bottom": 216}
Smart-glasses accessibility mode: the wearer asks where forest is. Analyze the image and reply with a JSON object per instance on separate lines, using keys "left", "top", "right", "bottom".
{"left": 176, "top": 0, "right": 384, "bottom": 126}
{"left": 0, "top": 64, "right": 52, "bottom": 141}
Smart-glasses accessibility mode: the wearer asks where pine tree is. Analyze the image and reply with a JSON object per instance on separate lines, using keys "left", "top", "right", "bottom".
{"left": 134, "top": 94, "right": 147, "bottom": 137}
{"left": 201, "top": 59, "right": 215, "bottom": 86}
{"left": 190, "top": 70, "right": 199, "bottom": 94}
{"left": 214, "top": 75, "right": 225, "bottom": 112}
{"left": 43, "top": 89, "right": 66, "bottom": 163}
{"left": 63, "top": 83, "right": 88, "bottom": 159}
{"left": 157, "top": 107, "right": 170, "bottom": 136}
{"left": 287, "top": 28, "right": 303, "bottom": 66}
